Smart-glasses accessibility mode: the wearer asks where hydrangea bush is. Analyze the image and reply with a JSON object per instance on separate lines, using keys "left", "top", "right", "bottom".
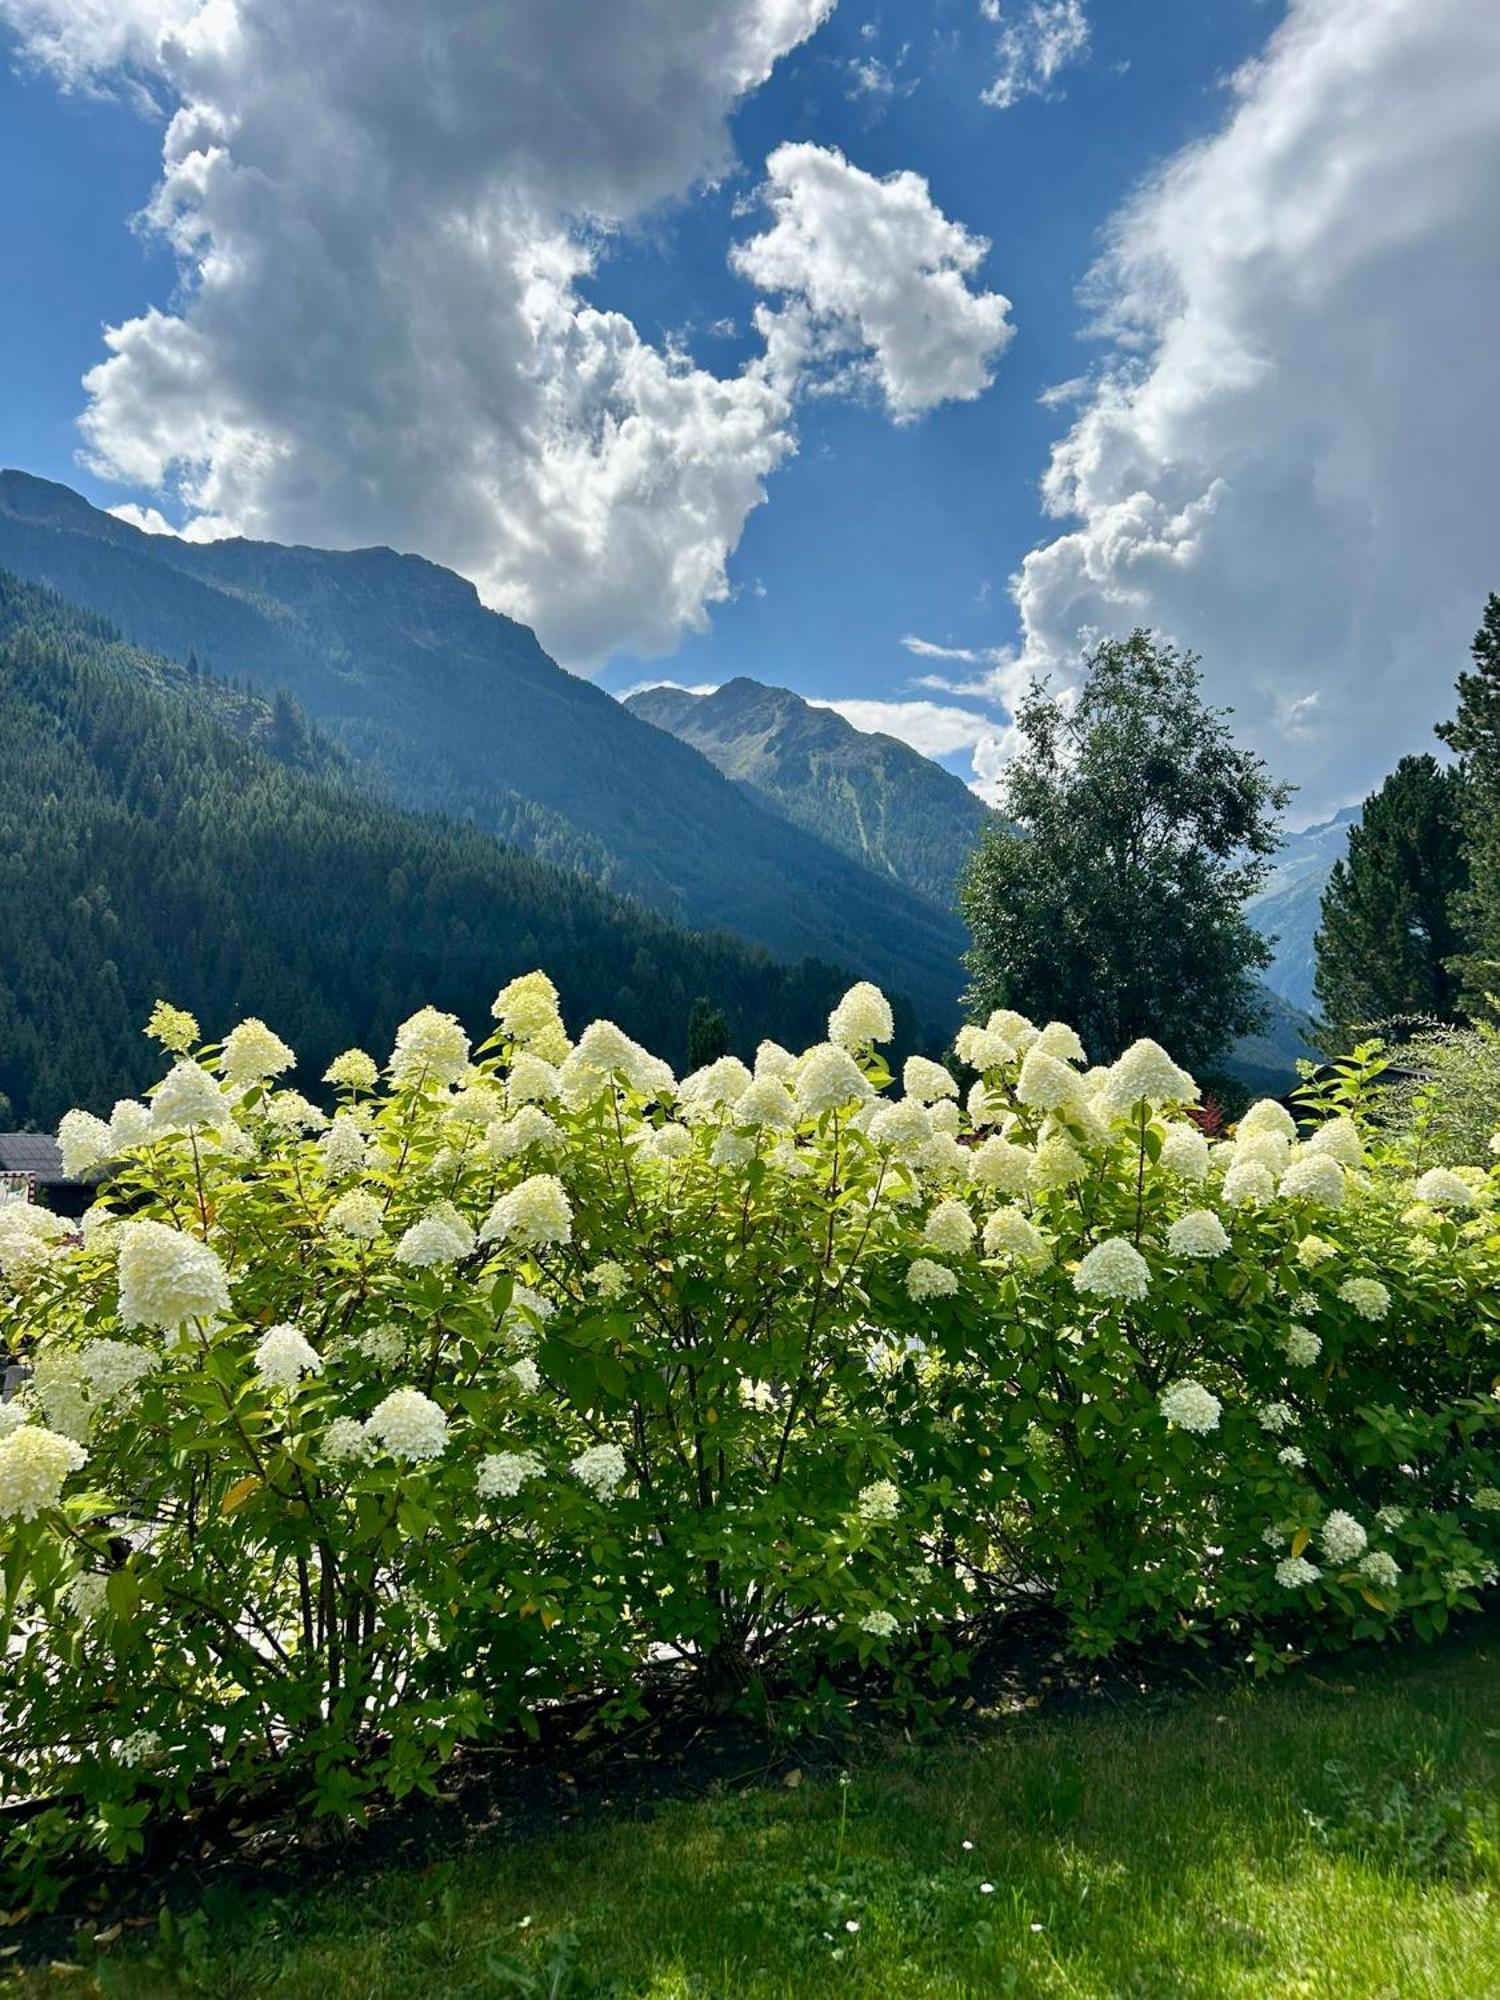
{"left": 2, "top": 980, "right": 1497, "bottom": 1896}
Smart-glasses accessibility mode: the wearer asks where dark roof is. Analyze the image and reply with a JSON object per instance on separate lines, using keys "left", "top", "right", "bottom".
{"left": 0, "top": 1133, "right": 74, "bottom": 1183}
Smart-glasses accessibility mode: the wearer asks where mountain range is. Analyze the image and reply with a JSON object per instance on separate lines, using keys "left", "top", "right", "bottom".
{"left": 0, "top": 471, "right": 966, "bottom": 1033}
{"left": 1245, "top": 808, "right": 1359, "bottom": 1016}
{"left": 624, "top": 677, "right": 994, "bottom": 909}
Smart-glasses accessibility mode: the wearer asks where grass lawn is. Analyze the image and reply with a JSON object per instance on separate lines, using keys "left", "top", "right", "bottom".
{"left": 9, "top": 1616, "right": 1500, "bottom": 1998}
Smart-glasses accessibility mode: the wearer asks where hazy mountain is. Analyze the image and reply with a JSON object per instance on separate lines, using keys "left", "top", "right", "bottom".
{"left": 0, "top": 471, "right": 966, "bottom": 1031}
{"left": 625, "top": 677, "right": 995, "bottom": 909}
{"left": 1246, "top": 807, "right": 1359, "bottom": 1014}
{"left": 0, "top": 569, "right": 874, "bottom": 1129}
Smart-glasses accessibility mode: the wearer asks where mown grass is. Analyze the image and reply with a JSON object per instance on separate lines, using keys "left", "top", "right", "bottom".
{"left": 10, "top": 1617, "right": 1500, "bottom": 1998}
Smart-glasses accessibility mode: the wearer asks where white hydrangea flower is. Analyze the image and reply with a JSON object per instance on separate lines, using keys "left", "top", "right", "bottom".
{"left": 711, "top": 1130, "right": 756, "bottom": 1169}
{"left": 1029, "top": 1135, "right": 1086, "bottom": 1192}
{"left": 58, "top": 1110, "right": 114, "bottom": 1179}
{"left": 1032, "top": 1021, "right": 1086, "bottom": 1065}
{"left": 970, "top": 1136, "right": 1033, "bottom": 1194}
{"left": 324, "top": 1049, "right": 379, "bottom": 1092}
{"left": 856, "top": 1479, "right": 900, "bottom": 1522}
{"left": 571, "top": 1442, "right": 628, "bottom": 1499}
{"left": 254, "top": 1323, "right": 323, "bottom": 1392}
{"left": 322, "top": 1416, "right": 370, "bottom": 1465}
{"left": 1158, "top": 1122, "right": 1210, "bottom": 1181}
{"left": 30, "top": 1351, "right": 90, "bottom": 1443}
{"left": 0, "top": 1402, "right": 29, "bottom": 1443}
{"left": 1414, "top": 1167, "right": 1478, "bottom": 1211}
{"left": 1258, "top": 1401, "right": 1296, "bottom": 1435}
{"left": 365, "top": 1387, "right": 449, "bottom": 1461}
{"left": 929, "top": 1100, "right": 962, "bottom": 1139}
{"left": 262, "top": 1089, "right": 329, "bottom": 1135}
{"left": 966, "top": 1079, "right": 1008, "bottom": 1127}
{"left": 477, "top": 1450, "right": 544, "bottom": 1498}
{"left": 1238, "top": 1099, "right": 1297, "bottom": 1142}
{"left": 321, "top": 1113, "right": 369, "bottom": 1179}
{"left": 1305, "top": 1116, "right": 1363, "bottom": 1167}
{"left": 509, "top": 1358, "right": 541, "bottom": 1394}
{"left": 636, "top": 1123, "right": 693, "bottom": 1165}
{"left": 1221, "top": 1161, "right": 1276, "bottom": 1209}
{"left": 1320, "top": 1509, "right": 1368, "bottom": 1564}
{"left": 0, "top": 1204, "right": 66, "bottom": 1281}
{"left": 393, "top": 1214, "right": 471, "bottom": 1268}
{"left": 1167, "top": 1210, "right": 1230, "bottom": 1259}
{"left": 903, "top": 1056, "right": 958, "bottom": 1105}
{"left": 66, "top": 1571, "right": 110, "bottom": 1622}
{"left": 390, "top": 1007, "right": 471, "bottom": 1087}
{"left": 1279, "top": 1155, "right": 1346, "bottom": 1208}
{"left": 1297, "top": 1233, "right": 1339, "bottom": 1268}
{"left": 108, "top": 1099, "right": 155, "bottom": 1152}
{"left": 794, "top": 1044, "right": 873, "bottom": 1120}
{"left": 733, "top": 1075, "right": 795, "bottom": 1129}
{"left": 986, "top": 1008, "right": 1038, "bottom": 1051}
{"left": 506, "top": 1053, "right": 562, "bottom": 1106}
{"left": 479, "top": 1174, "right": 573, "bottom": 1252}
{"left": 906, "top": 1257, "right": 958, "bottom": 1301}
{"left": 487, "top": 1107, "right": 565, "bottom": 1162}
{"left": 1015, "top": 1047, "right": 1083, "bottom": 1113}
{"left": 679, "top": 1057, "right": 753, "bottom": 1118}
{"left": 152, "top": 1059, "right": 231, "bottom": 1134}
{"left": 915, "top": 1132, "right": 966, "bottom": 1185}
{"left": 1283, "top": 1325, "right": 1322, "bottom": 1367}
{"left": 221, "top": 1017, "right": 296, "bottom": 1086}
{"left": 0, "top": 1424, "right": 89, "bottom": 1520}
{"left": 1234, "top": 1129, "right": 1292, "bottom": 1174}
{"left": 828, "top": 982, "right": 894, "bottom": 1049}
{"left": 1337, "top": 1277, "right": 1390, "bottom": 1321}
{"left": 955, "top": 1025, "right": 1016, "bottom": 1072}
{"left": 1359, "top": 1550, "right": 1401, "bottom": 1590}
{"left": 117, "top": 1220, "right": 232, "bottom": 1333}
{"left": 755, "top": 1039, "right": 798, "bottom": 1080}
{"left": 492, "top": 970, "right": 563, "bottom": 1042}
{"left": 860, "top": 1609, "right": 899, "bottom": 1638}
{"left": 1275, "top": 1556, "right": 1320, "bottom": 1588}
{"left": 573, "top": 1020, "right": 675, "bottom": 1099}
{"left": 116, "top": 1729, "right": 162, "bottom": 1768}
{"left": 1096, "top": 1039, "right": 1197, "bottom": 1117}
{"left": 1074, "top": 1238, "right": 1150, "bottom": 1302}
{"left": 1278, "top": 1445, "right": 1307, "bottom": 1468}
{"left": 78, "top": 1339, "right": 155, "bottom": 1404}
{"left": 923, "top": 1198, "right": 976, "bottom": 1256}
{"left": 591, "top": 1260, "right": 629, "bottom": 1303}
{"left": 982, "top": 1206, "right": 1050, "bottom": 1268}
{"left": 357, "top": 1323, "right": 407, "bottom": 1367}
{"left": 1159, "top": 1380, "right": 1221, "bottom": 1433}
{"left": 1375, "top": 1504, "right": 1407, "bottom": 1531}
{"left": 1474, "top": 1488, "right": 1500, "bottom": 1513}
{"left": 327, "top": 1189, "right": 383, "bottom": 1240}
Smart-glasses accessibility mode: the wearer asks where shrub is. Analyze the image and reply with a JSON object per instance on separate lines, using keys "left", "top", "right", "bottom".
{"left": 1, "top": 979, "right": 1497, "bottom": 1898}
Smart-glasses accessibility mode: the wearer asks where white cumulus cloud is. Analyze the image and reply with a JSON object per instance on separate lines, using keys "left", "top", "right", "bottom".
{"left": 1012, "top": 0, "right": 1500, "bottom": 816}
{"left": 733, "top": 142, "right": 1015, "bottom": 420}
{"left": 981, "top": 0, "right": 1089, "bottom": 111}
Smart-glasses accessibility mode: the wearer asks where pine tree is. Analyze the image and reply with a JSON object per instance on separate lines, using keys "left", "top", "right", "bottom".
{"left": 686, "top": 996, "right": 730, "bottom": 1069}
{"left": 1436, "top": 593, "right": 1500, "bottom": 1014}
{"left": 959, "top": 631, "right": 1289, "bottom": 1071}
{"left": 1312, "top": 755, "right": 1469, "bottom": 1039}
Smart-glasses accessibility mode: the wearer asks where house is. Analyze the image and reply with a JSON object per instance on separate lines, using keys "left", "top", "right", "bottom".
{"left": 0, "top": 1133, "right": 88, "bottom": 1217}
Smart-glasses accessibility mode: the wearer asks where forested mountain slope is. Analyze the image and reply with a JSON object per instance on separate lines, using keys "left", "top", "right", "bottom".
{"left": 625, "top": 677, "right": 994, "bottom": 909}
{"left": 0, "top": 472, "right": 966, "bottom": 1030}
{"left": 0, "top": 571, "right": 870, "bottom": 1128}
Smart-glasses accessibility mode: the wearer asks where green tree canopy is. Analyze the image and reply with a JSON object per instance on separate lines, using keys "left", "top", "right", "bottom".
{"left": 959, "top": 630, "right": 1289, "bottom": 1072}
{"left": 686, "top": 995, "right": 731, "bottom": 1069}
{"left": 1312, "top": 754, "right": 1469, "bottom": 1040}
{"left": 1436, "top": 592, "right": 1500, "bottom": 1015}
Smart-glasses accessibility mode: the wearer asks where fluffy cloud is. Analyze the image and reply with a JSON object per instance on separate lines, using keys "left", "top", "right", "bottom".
{"left": 1013, "top": 0, "right": 1500, "bottom": 815}
{"left": 981, "top": 0, "right": 1089, "bottom": 111}
{"left": 733, "top": 143, "right": 1015, "bottom": 420}
{"left": 809, "top": 695, "right": 1010, "bottom": 779}
{"left": 0, "top": 0, "right": 836, "bottom": 666}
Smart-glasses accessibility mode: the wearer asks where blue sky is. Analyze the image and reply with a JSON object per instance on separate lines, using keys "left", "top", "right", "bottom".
{"left": 1, "top": 0, "right": 1496, "bottom": 818}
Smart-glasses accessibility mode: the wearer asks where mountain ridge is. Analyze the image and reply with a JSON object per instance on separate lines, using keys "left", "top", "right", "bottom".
{"left": 0, "top": 471, "right": 966, "bottom": 1030}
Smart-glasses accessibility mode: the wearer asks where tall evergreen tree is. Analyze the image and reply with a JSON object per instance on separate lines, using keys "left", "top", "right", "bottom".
{"left": 959, "top": 631, "right": 1289, "bottom": 1072}
{"left": 1436, "top": 593, "right": 1500, "bottom": 1014}
{"left": 686, "top": 997, "right": 731, "bottom": 1068}
{"left": 1312, "top": 755, "right": 1469, "bottom": 1039}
